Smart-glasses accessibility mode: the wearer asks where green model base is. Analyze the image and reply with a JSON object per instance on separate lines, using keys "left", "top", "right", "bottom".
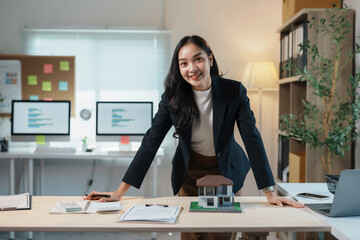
{"left": 189, "top": 201, "right": 242, "bottom": 213}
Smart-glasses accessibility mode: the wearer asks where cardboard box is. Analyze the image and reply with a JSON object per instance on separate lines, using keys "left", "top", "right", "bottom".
{"left": 289, "top": 152, "right": 306, "bottom": 183}
{"left": 282, "top": 0, "right": 342, "bottom": 23}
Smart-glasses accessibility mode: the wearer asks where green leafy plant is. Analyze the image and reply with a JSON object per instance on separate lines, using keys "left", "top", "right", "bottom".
{"left": 81, "top": 136, "right": 88, "bottom": 145}
{"left": 280, "top": 7, "right": 360, "bottom": 174}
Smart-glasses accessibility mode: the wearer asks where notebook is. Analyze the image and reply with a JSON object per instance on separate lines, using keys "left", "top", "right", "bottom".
{"left": 0, "top": 193, "right": 31, "bottom": 211}
{"left": 305, "top": 169, "right": 360, "bottom": 217}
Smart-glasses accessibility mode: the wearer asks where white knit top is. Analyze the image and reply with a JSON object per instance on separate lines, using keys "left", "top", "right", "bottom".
{"left": 191, "top": 88, "right": 216, "bottom": 156}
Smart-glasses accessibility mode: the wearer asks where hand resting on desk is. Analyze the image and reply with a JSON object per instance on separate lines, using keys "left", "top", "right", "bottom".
{"left": 83, "top": 182, "right": 131, "bottom": 202}
{"left": 83, "top": 191, "right": 118, "bottom": 202}
{"left": 265, "top": 191, "right": 304, "bottom": 208}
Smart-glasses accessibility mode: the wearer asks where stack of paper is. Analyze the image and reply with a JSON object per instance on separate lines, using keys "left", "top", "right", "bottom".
{"left": 90, "top": 202, "right": 123, "bottom": 212}
{"left": 50, "top": 201, "right": 122, "bottom": 214}
{"left": 0, "top": 193, "right": 31, "bottom": 211}
{"left": 118, "top": 204, "right": 182, "bottom": 223}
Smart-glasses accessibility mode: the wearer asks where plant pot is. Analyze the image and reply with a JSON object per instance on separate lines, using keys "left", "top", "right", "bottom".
{"left": 82, "top": 143, "right": 88, "bottom": 152}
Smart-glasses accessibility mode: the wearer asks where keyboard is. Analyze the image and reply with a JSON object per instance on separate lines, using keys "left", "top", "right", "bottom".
{"left": 107, "top": 150, "right": 132, "bottom": 155}
{"left": 34, "top": 147, "right": 77, "bottom": 154}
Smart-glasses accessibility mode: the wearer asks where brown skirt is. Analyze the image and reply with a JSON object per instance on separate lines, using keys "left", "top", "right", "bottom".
{"left": 178, "top": 150, "right": 234, "bottom": 240}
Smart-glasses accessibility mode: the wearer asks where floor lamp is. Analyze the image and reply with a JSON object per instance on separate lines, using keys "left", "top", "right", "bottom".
{"left": 242, "top": 61, "right": 279, "bottom": 134}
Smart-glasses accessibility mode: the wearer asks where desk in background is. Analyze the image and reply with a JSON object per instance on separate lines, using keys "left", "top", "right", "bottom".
{"left": 277, "top": 183, "right": 360, "bottom": 240}
{"left": 0, "top": 148, "right": 164, "bottom": 197}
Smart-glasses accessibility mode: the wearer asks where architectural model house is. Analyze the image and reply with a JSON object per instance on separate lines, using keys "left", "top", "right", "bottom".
{"left": 196, "top": 175, "right": 235, "bottom": 209}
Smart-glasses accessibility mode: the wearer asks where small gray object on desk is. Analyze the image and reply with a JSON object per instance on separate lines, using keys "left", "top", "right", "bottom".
{"left": 0, "top": 138, "right": 8, "bottom": 152}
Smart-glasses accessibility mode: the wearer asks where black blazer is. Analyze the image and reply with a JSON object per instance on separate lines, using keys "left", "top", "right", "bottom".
{"left": 123, "top": 75, "right": 275, "bottom": 195}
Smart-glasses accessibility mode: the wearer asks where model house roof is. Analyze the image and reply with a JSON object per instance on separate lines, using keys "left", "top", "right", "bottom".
{"left": 196, "top": 175, "right": 234, "bottom": 187}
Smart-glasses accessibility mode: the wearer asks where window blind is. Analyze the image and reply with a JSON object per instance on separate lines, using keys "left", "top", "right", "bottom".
{"left": 22, "top": 28, "right": 170, "bottom": 97}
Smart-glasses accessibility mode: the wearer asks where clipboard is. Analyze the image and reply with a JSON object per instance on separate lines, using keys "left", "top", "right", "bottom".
{"left": 0, "top": 193, "right": 32, "bottom": 211}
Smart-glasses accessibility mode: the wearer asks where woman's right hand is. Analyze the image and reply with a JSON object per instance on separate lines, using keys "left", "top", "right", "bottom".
{"left": 83, "top": 182, "right": 131, "bottom": 202}
{"left": 83, "top": 191, "right": 120, "bottom": 202}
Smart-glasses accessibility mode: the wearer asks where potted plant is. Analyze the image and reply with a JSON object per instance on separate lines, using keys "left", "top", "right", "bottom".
{"left": 280, "top": 6, "right": 360, "bottom": 174}
{"left": 81, "top": 136, "right": 88, "bottom": 152}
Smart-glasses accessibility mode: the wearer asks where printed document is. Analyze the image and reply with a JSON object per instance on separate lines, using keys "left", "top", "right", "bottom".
{"left": 50, "top": 201, "right": 122, "bottom": 214}
{"left": 118, "top": 204, "right": 182, "bottom": 223}
{"left": 0, "top": 193, "right": 31, "bottom": 210}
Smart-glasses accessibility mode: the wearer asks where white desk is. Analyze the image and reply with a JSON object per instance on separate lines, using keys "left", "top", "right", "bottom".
{"left": 0, "top": 148, "right": 164, "bottom": 197}
{"left": 277, "top": 183, "right": 360, "bottom": 240}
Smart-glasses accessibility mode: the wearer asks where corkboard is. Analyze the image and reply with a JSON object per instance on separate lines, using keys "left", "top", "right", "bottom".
{"left": 0, "top": 55, "right": 75, "bottom": 117}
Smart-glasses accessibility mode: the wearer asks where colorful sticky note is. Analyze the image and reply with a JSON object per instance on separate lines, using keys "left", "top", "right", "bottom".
{"left": 44, "top": 98, "right": 53, "bottom": 101}
{"left": 29, "top": 95, "right": 39, "bottom": 101}
{"left": 60, "top": 61, "right": 69, "bottom": 71}
{"left": 44, "top": 64, "right": 53, "bottom": 74}
{"left": 121, "top": 136, "right": 130, "bottom": 144}
{"left": 28, "top": 75, "right": 38, "bottom": 85}
{"left": 36, "top": 135, "right": 46, "bottom": 145}
{"left": 58, "top": 81, "right": 68, "bottom": 91}
{"left": 42, "top": 81, "right": 52, "bottom": 91}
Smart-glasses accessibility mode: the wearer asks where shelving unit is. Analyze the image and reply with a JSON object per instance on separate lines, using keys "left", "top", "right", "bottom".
{"left": 277, "top": 8, "right": 354, "bottom": 182}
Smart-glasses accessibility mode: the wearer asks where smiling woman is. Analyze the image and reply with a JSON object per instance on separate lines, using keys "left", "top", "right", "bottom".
{"left": 164, "top": 36, "right": 221, "bottom": 138}
{"left": 178, "top": 43, "right": 213, "bottom": 91}
{"left": 85, "top": 35, "right": 303, "bottom": 240}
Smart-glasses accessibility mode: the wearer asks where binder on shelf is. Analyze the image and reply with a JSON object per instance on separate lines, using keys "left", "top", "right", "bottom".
{"left": 294, "top": 21, "right": 307, "bottom": 75}
{"left": 277, "top": 135, "right": 289, "bottom": 181}
{"left": 0, "top": 193, "right": 31, "bottom": 211}
{"left": 289, "top": 152, "right": 306, "bottom": 183}
{"left": 279, "top": 20, "right": 307, "bottom": 79}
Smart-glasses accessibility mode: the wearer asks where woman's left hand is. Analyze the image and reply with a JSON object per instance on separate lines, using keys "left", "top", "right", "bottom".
{"left": 265, "top": 191, "right": 304, "bottom": 208}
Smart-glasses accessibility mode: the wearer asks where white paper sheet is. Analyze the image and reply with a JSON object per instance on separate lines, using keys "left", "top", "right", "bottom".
{"left": 118, "top": 204, "right": 182, "bottom": 223}
{"left": 50, "top": 201, "right": 122, "bottom": 214}
{"left": 0, "top": 193, "right": 30, "bottom": 209}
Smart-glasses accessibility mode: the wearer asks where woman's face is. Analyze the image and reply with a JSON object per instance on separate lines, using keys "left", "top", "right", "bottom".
{"left": 178, "top": 43, "right": 213, "bottom": 91}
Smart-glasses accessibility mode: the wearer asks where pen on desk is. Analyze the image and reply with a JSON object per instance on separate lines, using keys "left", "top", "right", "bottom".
{"left": 83, "top": 201, "right": 91, "bottom": 212}
{"left": 145, "top": 204, "right": 168, "bottom": 207}
{"left": 0, "top": 207, "right": 17, "bottom": 211}
{"left": 84, "top": 194, "right": 111, "bottom": 199}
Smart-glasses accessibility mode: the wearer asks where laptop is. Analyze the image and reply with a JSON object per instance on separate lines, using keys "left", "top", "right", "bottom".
{"left": 305, "top": 169, "right": 360, "bottom": 217}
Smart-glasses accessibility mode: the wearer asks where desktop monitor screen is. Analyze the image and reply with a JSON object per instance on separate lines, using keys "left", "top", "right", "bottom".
{"left": 11, "top": 100, "right": 71, "bottom": 136}
{"left": 96, "top": 102, "right": 153, "bottom": 137}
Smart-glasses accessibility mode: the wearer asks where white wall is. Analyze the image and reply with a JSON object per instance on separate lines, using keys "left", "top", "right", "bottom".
{"left": 0, "top": 0, "right": 282, "bottom": 76}
{"left": 0, "top": 0, "right": 282, "bottom": 196}
{"left": 166, "top": 0, "right": 281, "bottom": 79}
{"left": 0, "top": 0, "right": 165, "bottom": 53}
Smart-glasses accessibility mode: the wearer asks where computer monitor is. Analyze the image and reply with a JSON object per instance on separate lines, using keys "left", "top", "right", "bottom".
{"left": 11, "top": 100, "right": 71, "bottom": 142}
{"left": 96, "top": 101, "right": 153, "bottom": 142}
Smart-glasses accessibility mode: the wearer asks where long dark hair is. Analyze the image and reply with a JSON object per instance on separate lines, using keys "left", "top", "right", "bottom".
{"left": 164, "top": 35, "right": 221, "bottom": 137}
